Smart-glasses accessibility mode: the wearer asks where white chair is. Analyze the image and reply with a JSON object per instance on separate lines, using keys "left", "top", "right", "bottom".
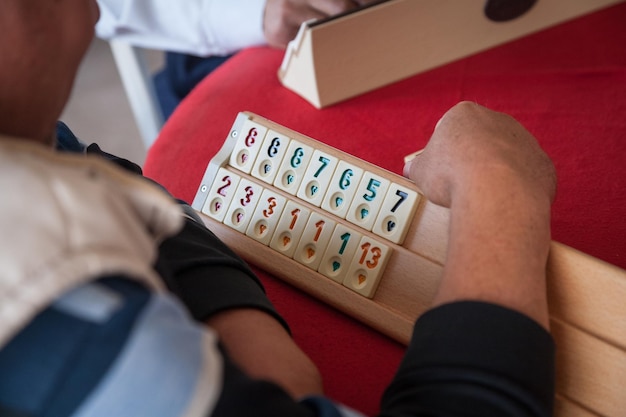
{"left": 109, "top": 40, "right": 163, "bottom": 149}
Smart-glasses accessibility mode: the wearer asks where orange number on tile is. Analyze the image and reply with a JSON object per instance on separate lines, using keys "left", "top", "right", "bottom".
{"left": 314, "top": 220, "right": 325, "bottom": 242}
{"left": 263, "top": 197, "right": 277, "bottom": 218}
{"left": 359, "top": 242, "right": 382, "bottom": 269}
{"left": 290, "top": 208, "right": 300, "bottom": 230}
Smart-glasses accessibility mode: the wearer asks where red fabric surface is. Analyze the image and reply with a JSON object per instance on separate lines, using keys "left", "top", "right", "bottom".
{"left": 145, "top": 4, "right": 626, "bottom": 415}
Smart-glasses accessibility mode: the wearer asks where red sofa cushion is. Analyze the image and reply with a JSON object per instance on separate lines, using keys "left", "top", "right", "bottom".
{"left": 144, "top": 3, "right": 626, "bottom": 414}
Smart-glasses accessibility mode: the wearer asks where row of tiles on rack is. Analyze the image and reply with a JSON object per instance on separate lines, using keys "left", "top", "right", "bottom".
{"left": 202, "top": 166, "right": 392, "bottom": 298}
{"left": 223, "top": 118, "right": 421, "bottom": 245}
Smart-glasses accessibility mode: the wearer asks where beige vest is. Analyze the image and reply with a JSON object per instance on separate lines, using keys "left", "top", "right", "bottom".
{"left": 0, "top": 136, "right": 184, "bottom": 348}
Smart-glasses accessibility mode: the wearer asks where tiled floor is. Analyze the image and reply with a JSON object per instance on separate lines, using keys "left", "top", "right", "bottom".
{"left": 60, "top": 39, "right": 163, "bottom": 167}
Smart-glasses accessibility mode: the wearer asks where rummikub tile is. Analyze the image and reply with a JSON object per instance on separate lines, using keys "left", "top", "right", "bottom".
{"left": 372, "top": 184, "right": 420, "bottom": 244}
{"left": 318, "top": 224, "right": 363, "bottom": 283}
{"left": 343, "top": 236, "right": 391, "bottom": 298}
{"left": 251, "top": 130, "right": 291, "bottom": 185}
{"left": 228, "top": 119, "right": 268, "bottom": 174}
{"left": 321, "top": 160, "right": 364, "bottom": 219}
{"left": 223, "top": 178, "right": 264, "bottom": 233}
{"left": 269, "top": 200, "right": 311, "bottom": 258}
{"left": 293, "top": 212, "right": 337, "bottom": 270}
{"left": 201, "top": 167, "right": 242, "bottom": 222}
{"left": 296, "top": 150, "right": 339, "bottom": 207}
{"left": 246, "top": 189, "right": 288, "bottom": 245}
{"left": 346, "top": 171, "right": 390, "bottom": 231}
{"left": 274, "top": 140, "right": 314, "bottom": 195}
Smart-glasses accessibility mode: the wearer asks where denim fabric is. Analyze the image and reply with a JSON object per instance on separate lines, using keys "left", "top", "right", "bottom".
{"left": 70, "top": 291, "right": 214, "bottom": 417}
{"left": 55, "top": 121, "right": 87, "bottom": 153}
{"left": 55, "top": 121, "right": 143, "bottom": 175}
{"left": 0, "top": 278, "right": 150, "bottom": 417}
{"left": 154, "top": 52, "right": 233, "bottom": 120}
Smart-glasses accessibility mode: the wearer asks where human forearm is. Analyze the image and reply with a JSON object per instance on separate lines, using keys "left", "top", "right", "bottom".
{"left": 156, "top": 216, "right": 323, "bottom": 399}
{"left": 404, "top": 102, "right": 556, "bottom": 329}
{"left": 434, "top": 172, "right": 553, "bottom": 329}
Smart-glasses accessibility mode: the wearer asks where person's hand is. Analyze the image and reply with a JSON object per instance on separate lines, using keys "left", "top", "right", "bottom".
{"left": 263, "top": 0, "right": 373, "bottom": 49}
{"left": 404, "top": 101, "right": 556, "bottom": 210}
{"left": 404, "top": 102, "right": 557, "bottom": 329}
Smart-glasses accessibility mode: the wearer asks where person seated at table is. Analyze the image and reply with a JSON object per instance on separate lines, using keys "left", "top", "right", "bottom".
{"left": 96, "top": 0, "right": 377, "bottom": 119}
{"left": 0, "top": 1, "right": 555, "bottom": 416}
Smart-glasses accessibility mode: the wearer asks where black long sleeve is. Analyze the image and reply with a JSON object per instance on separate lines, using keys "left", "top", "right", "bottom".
{"left": 154, "top": 214, "right": 290, "bottom": 332}
{"left": 379, "top": 301, "right": 555, "bottom": 417}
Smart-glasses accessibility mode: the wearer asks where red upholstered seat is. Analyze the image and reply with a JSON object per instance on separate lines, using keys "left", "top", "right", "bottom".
{"left": 144, "top": 4, "right": 626, "bottom": 415}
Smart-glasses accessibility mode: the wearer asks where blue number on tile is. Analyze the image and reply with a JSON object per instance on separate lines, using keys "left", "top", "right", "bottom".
{"left": 314, "top": 156, "right": 330, "bottom": 178}
{"left": 291, "top": 147, "right": 305, "bottom": 168}
{"left": 363, "top": 178, "right": 381, "bottom": 202}
{"left": 339, "top": 169, "right": 353, "bottom": 190}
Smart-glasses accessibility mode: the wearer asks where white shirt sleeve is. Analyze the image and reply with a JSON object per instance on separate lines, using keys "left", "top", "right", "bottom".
{"left": 95, "top": 0, "right": 267, "bottom": 56}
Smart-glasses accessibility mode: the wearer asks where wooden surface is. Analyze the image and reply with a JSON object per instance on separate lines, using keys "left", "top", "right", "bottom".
{"left": 279, "top": 0, "right": 625, "bottom": 108}
{"left": 192, "top": 112, "right": 626, "bottom": 417}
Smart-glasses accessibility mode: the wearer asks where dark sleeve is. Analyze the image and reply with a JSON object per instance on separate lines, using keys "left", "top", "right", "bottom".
{"left": 379, "top": 301, "right": 555, "bottom": 417}
{"left": 53, "top": 124, "right": 290, "bottom": 332}
{"left": 154, "top": 213, "right": 290, "bottom": 332}
{"left": 211, "top": 345, "right": 316, "bottom": 417}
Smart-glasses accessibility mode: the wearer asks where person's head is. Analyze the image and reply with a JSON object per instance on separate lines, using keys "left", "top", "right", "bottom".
{"left": 0, "top": 0, "right": 100, "bottom": 145}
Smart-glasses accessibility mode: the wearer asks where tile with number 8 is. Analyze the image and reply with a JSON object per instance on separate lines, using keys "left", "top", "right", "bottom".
{"left": 228, "top": 119, "right": 268, "bottom": 174}
{"left": 274, "top": 140, "right": 314, "bottom": 195}
{"left": 251, "top": 130, "right": 291, "bottom": 185}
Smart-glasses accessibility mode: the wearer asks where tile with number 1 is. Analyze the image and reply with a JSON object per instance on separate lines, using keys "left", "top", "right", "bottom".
{"left": 318, "top": 224, "right": 363, "bottom": 283}
{"left": 269, "top": 200, "right": 311, "bottom": 258}
{"left": 293, "top": 212, "right": 337, "bottom": 270}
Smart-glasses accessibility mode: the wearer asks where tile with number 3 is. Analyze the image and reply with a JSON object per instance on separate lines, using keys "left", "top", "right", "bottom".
{"left": 223, "top": 178, "right": 264, "bottom": 233}
{"left": 246, "top": 189, "right": 287, "bottom": 245}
